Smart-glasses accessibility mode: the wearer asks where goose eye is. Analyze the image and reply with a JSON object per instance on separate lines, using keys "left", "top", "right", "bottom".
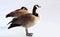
{"left": 36, "top": 5, "right": 41, "bottom": 8}
{"left": 35, "top": 6, "right": 39, "bottom": 9}
{"left": 35, "top": 5, "right": 41, "bottom": 8}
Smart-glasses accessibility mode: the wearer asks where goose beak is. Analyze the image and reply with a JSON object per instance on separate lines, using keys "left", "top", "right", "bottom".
{"left": 36, "top": 5, "right": 41, "bottom": 8}
{"left": 38, "top": 5, "right": 41, "bottom": 8}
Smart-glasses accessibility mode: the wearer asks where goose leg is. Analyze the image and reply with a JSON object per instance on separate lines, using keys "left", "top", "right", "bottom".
{"left": 25, "top": 28, "right": 33, "bottom": 36}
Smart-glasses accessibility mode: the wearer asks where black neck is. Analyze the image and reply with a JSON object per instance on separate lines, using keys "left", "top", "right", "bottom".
{"left": 32, "top": 6, "right": 38, "bottom": 17}
{"left": 32, "top": 7, "right": 37, "bottom": 15}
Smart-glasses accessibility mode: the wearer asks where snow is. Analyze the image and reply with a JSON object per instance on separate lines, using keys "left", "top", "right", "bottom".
{"left": 0, "top": 0, "right": 60, "bottom": 37}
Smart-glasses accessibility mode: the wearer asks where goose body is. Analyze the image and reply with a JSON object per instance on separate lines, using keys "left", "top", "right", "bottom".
{"left": 6, "top": 7, "right": 28, "bottom": 18}
{"left": 7, "top": 5, "right": 40, "bottom": 36}
{"left": 8, "top": 13, "right": 38, "bottom": 28}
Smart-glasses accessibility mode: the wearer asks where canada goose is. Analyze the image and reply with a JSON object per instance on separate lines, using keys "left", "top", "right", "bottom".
{"left": 8, "top": 5, "right": 40, "bottom": 36}
{"left": 6, "top": 7, "right": 28, "bottom": 18}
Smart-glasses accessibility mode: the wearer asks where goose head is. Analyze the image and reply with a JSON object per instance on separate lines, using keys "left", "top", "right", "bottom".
{"left": 15, "top": 7, "right": 28, "bottom": 11}
{"left": 21, "top": 7, "right": 28, "bottom": 10}
{"left": 34, "top": 5, "right": 40, "bottom": 9}
{"left": 33, "top": 5, "right": 40, "bottom": 17}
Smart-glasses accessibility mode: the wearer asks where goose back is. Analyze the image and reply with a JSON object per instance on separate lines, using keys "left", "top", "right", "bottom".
{"left": 6, "top": 7, "right": 28, "bottom": 18}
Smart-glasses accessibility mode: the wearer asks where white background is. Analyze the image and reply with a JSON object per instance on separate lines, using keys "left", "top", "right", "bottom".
{"left": 0, "top": 0, "right": 60, "bottom": 37}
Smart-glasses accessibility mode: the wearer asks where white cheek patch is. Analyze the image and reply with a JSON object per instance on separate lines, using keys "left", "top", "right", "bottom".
{"left": 36, "top": 6, "right": 40, "bottom": 9}
{"left": 36, "top": 6, "right": 38, "bottom": 8}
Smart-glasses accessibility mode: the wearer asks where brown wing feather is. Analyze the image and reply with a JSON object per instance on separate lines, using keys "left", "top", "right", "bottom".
{"left": 6, "top": 9, "right": 28, "bottom": 18}
{"left": 9, "top": 13, "right": 38, "bottom": 28}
